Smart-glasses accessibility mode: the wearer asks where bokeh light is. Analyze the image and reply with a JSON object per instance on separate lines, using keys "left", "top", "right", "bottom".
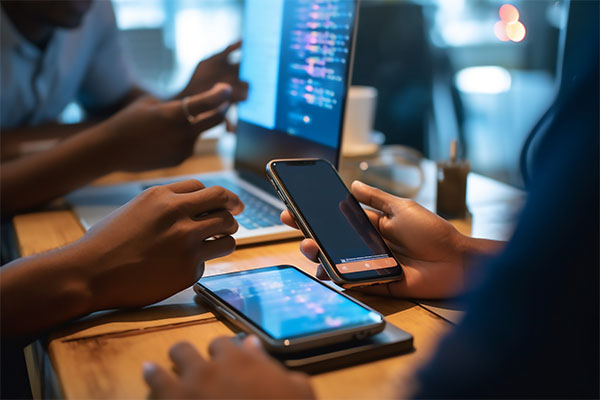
{"left": 494, "top": 21, "right": 510, "bottom": 41}
{"left": 499, "top": 4, "right": 519, "bottom": 23}
{"left": 506, "top": 21, "right": 526, "bottom": 42}
{"left": 495, "top": 4, "right": 526, "bottom": 43}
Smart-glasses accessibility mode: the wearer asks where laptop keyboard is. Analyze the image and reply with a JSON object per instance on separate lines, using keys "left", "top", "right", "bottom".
{"left": 142, "top": 177, "right": 283, "bottom": 230}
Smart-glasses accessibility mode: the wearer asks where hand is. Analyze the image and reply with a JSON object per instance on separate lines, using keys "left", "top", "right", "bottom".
{"left": 179, "top": 41, "right": 249, "bottom": 103}
{"left": 78, "top": 179, "right": 243, "bottom": 311}
{"left": 282, "top": 181, "right": 501, "bottom": 299}
{"left": 103, "top": 83, "right": 232, "bottom": 172}
{"left": 143, "top": 336, "right": 315, "bottom": 399}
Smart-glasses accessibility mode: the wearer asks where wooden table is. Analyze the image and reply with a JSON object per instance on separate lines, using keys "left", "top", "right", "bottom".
{"left": 15, "top": 151, "right": 526, "bottom": 399}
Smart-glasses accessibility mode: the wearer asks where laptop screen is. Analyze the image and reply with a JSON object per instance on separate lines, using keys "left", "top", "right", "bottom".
{"left": 234, "top": 0, "right": 358, "bottom": 188}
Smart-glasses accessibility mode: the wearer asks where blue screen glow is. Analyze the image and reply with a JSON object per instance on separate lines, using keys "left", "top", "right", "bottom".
{"left": 237, "top": 0, "right": 355, "bottom": 148}
{"left": 199, "top": 267, "right": 381, "bottom": 340}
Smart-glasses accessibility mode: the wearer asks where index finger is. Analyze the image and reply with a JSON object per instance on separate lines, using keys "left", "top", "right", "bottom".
{"left": 180, "top": 186, "right": 244, "bottom": 216}
{"left": 164, "top": 179, "right": 206, "bottom": 194}
{"left": 208, "top": 336, "right": 240, "bottom": 361}
{"left": 143, "top": 363, "right": 180, "bottom": 398}
{"left": 169, "top": 342, "right": 207, "bottom": 377}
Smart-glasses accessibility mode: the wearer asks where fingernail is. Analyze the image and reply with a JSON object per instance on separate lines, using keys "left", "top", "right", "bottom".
{"left": 143, "top": 362, "right": 156, "bottom": 375}
{"left": 243, "top": 335, "right": 262, "bottom": 349}
{"left": 216, "top": 82, "right": 233, "bottom": 94}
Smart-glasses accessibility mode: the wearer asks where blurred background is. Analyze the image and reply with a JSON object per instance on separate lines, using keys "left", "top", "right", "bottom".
{"left": 64, "top": 0, "right": 566, "bottom": 188}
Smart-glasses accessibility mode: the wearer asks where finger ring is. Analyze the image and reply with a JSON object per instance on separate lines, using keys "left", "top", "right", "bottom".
{"left": 181, "top": 96, "right": 197, "bottom": 124}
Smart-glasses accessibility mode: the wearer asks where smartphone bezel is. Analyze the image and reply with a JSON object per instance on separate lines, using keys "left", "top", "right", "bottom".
{"left": 193, "top": 265, "right": 386, "bottom": 354}
{"left": 266, "top": 158, "right": 404, "bottom": 288}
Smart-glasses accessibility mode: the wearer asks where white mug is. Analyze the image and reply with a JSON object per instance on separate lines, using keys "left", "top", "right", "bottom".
{"left": 341, "top": 86, "right": 378, "bottom": 156}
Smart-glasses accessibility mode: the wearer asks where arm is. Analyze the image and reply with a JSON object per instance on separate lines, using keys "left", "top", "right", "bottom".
{"left": 282, "top": 181, "right": 505, "bottom": 299}
{"left": 0, "top": 85, "right": 148, "bottom": 161}
{"left": 0, "top": 242, "right": 97, "bottom": 339}
{"left": 0, "top": 121, "right": 99, "bottom": 160}
{"left": 0, "top": 84, "right": 232, "bottom": 216}
{"left": 1, "top": 119, "right": 118, "bottom": 214}
{"left": 0, "top": 179, "right": 243, "bottom": 338}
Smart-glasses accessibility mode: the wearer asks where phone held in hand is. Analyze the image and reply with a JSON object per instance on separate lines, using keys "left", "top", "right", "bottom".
{"left": 266, "top": 158, "right": 404, "bottom": 288}
{"left": 194, "top": 265, "right": 385, "bottom": 354}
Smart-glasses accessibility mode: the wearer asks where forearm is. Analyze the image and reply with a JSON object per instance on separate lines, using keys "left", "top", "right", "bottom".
{"left": 1, "top": 123, "right": 115, "bottom": 216}
{"left": 0, "top": 242, "right": 95, "bottom": 337}
{"left": 0, "top": 121, "right": 100, "bottom": 160}
{"left": 463, "top": 237, "right": 505, "bottom": 258}
{"left": 459, "top": 235, "right": 506, "bottom": 283}
{"left": 0, "top": 86, "right": 148, "bottom": 161}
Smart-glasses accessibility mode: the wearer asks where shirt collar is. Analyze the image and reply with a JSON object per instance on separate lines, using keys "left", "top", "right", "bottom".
{"left": 1, "top": 8, "right": 47, "bottom": 59}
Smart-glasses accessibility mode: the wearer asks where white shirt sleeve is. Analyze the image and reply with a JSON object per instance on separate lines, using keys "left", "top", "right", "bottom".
{"left": 77, "top": 1, "right": 138, "bottom": 113}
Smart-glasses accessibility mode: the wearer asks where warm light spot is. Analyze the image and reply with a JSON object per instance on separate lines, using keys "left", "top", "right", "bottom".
{"left": 506, "top": 21, "right": 526, "bottom": 42}
{"left": 494, "top": 21, "right": 510, "bottom": 41}
{"left": 495, "top": 4, "right": 526, "bottom": 43}
{"left": 303, "top": 115, "right": 310, "bottom": 123}
{"left": 499, "top": 4, "right": 519, "bottom": 23}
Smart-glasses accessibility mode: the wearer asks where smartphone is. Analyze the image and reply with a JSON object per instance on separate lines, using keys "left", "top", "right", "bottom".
{"left": 266, "top": 158, "right": 404, "bottom": 288}
{"left": 194, "top": 265, "right": 385, "bottom": 354}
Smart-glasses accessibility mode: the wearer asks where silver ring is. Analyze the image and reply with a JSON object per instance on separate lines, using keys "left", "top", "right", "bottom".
{"left": 181, "top": 96, "right": 197, "bottom": 125}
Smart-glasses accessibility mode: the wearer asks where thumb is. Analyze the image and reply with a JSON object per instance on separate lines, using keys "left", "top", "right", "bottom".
{"left": 222, "top": 40, "right": 242, "bottom": 54}
{"left": 185, "top": 82, "right": 232, "bottom": 116}
{"left": 351, "top": 181, "right": 396, "bottom": 216}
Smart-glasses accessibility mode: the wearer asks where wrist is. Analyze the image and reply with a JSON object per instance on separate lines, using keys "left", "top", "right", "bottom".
{"left": 68, "top": 119, "right": 121, "bottom": 176}
{"left": 0, "top": 244, "right": 96, "bottom": 336}
{"left": 37, "top": 243, "right": 97, "bottom": 319}
{"left": 68, "top": 234, "right": 121, "bottom": 313}
{"left": 85, "top": 115, "right": 130, "bottom": 174}
{"left": 465, "top": 237, "right": 505, "bottom": 256}
{"left": 457, "top": 234, "right": 505, "bottom": 269}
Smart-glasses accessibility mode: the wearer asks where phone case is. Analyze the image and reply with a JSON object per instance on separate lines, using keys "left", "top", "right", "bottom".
{"left": 266, "top": 159, "right": 404, "bottom": 288}
{"left": 193, "top": 265, "right": 386, "bottom": 354}
{"left": 234, "top": 322, "right": 413, "bottom": 374}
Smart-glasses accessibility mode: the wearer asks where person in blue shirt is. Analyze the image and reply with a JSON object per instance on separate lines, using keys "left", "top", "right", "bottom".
{"left": 0, "top": 0, "right": 247, "bottom": 215}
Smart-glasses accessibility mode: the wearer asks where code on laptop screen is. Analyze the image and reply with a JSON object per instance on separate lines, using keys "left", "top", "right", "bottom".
{"left": 238, "top": 0, "right": 355, "bottom": 148}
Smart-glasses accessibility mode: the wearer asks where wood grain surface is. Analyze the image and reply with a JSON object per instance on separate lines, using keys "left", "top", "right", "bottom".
{"left": 14, "top": 152, "right": 524, "bottom": 399}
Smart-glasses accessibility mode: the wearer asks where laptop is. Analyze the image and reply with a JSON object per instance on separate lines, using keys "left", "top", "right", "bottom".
{"left": 67, "top": 0, "right": 359, "bottom": 245}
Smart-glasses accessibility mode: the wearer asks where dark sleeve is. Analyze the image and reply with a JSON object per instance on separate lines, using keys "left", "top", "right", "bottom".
{"left": 414, "top": 53, "right": 599, "bottom": 398}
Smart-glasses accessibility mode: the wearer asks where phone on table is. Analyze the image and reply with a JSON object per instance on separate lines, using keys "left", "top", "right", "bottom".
{"left": 266, "top": 158, "right": 404, "bottom": 288}
{"left": 194, "top": 265, "right": 385, "bottom": 354}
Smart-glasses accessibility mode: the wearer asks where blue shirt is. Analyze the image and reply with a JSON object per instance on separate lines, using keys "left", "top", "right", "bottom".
{"left": 0, "top": 1, "right": 136, "bottom": 129}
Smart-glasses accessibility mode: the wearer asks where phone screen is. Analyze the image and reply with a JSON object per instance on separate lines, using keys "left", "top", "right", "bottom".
{"left": 198, "top": 266, "right": 382, "bottom": 340}
{"left": 270, "top": 160, "right": 403, "bottom": 281}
